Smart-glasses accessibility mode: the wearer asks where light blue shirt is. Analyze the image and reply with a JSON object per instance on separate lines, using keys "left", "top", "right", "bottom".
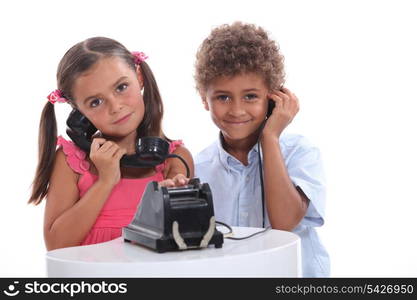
{"left": 194, "top": 133, "right": 330, "bottom": 277}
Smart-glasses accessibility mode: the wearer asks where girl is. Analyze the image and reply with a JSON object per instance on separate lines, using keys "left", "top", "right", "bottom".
{"left": 29, "top": 37, "right": 193, "bottom": 251}
{"left": 194, "top": 22, "right": 329, "bottom": 277}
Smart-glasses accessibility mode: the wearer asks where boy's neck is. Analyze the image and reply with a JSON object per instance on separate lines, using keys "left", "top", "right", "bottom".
{"left": 220, "top": 131, "right": 260, "bottom": 166}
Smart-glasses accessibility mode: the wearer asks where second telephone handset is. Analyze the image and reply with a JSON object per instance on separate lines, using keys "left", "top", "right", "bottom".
{"left": 66, "top": 109, "right": 171, "bottom": 168}
{"left": 267, "top": 99, "right": 275, "bottom": 118}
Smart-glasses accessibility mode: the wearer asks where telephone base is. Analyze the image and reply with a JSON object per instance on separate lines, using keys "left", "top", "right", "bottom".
{"left": 122, "top": 178, "right": 223, "bottom": 253}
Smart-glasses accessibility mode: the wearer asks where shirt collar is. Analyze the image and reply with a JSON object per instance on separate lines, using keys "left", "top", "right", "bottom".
{"left": 216, "top": 132, "right": 260, "bottom": 172}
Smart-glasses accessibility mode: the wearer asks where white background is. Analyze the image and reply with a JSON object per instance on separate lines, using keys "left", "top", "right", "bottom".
{"left": 0, "top": 0, "right": 416, "bottom": 277}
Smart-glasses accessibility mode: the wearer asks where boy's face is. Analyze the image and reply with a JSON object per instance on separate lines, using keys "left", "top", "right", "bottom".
{"left": 202, "top": 72, "right": 269, "bottom": 142}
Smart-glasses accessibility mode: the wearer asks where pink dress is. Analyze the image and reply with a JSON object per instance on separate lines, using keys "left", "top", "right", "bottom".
{"left": 56, "top": 136, "right": 183, "bottom": 246}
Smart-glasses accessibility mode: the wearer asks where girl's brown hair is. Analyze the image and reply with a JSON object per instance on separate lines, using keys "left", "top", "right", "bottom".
{"left": 29, "top": 37, "right": 166, "bottom": 205}
{"left": 195, "top": 22, "right": 285, "bottom": 94}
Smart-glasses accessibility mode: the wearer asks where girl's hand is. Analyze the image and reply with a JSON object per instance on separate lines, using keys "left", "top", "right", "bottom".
{"left": 159, "top": 173, "right": 190, "bottom": 188}
{"left": 262, "top": 87, "right": 300, "bottom": 139}
{"left": 89, "top": 138, "right": 127, "bottom": 187}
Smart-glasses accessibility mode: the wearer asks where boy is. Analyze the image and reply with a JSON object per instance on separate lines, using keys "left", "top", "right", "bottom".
{"left": 194, "top": 22, "right": 329, "bottom": 277}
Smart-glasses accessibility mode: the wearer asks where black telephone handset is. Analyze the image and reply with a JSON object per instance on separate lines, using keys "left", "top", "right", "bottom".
{"left": 258, "top": 99, "right": 275, "bottom": 134}
{"left": 267, "top": 99, "right": 275, "bottom": 118}
{"left": 66, "top": 109, "right": 186, "bottom": 171}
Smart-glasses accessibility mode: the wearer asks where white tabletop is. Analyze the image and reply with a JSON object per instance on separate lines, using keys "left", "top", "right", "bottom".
{"left": 46, "top": 227, "right": 301, "bottom": 277}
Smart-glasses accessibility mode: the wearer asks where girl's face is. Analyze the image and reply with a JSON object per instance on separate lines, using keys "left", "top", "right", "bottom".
{"left": 203, "top": 72, "right": 269, "bottom": 143}
{"left": 71, "top": 57, "right": 144, "bottom": 139}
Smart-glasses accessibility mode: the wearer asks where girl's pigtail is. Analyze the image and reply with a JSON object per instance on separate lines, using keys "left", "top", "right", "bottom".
{"left": 28, "top": 102, "right": 58, "bottom": 205}
{"left": 137, "top": 61, "right": 165, "bottom": 138}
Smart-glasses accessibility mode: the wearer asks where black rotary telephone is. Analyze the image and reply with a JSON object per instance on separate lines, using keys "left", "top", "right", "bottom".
{"left": 67, "top": 110, "right": 225, "bottom": 253}
{"left": 66, "top": 109, "right": 190, "bottom": 176}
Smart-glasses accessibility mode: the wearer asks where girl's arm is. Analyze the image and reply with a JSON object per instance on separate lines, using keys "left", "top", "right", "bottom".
{"left": 160, "top": 145, "right": 194, "bottom": 187}
{"left": 44, "top": 139, "right": 126, "bottom": 250}
{"left": 261, "top": 88, "right": 308, "bottom": 231}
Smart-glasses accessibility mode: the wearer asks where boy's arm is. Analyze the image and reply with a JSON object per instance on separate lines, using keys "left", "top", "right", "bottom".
{"left": 260, "top": 136, "right": 309, "bottom": 230}
{"left": 261, "top": 88, "right": 308, "bottom": 230}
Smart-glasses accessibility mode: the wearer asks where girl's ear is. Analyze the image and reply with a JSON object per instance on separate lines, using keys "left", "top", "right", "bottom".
{"left": 68, "top": 100, "right": 78, "bottom": 111}
{"left": 136, "top": 65, "right": 144, "bottom": 90}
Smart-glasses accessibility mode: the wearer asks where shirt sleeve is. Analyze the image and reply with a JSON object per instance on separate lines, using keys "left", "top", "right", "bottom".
{"left": 284, "top": 136, "right": 326, "bottom": 227}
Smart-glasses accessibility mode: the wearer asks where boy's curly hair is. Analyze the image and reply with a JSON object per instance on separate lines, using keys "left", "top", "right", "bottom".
{"left": 195, "top": 22, "right": 285, "bottom": 94}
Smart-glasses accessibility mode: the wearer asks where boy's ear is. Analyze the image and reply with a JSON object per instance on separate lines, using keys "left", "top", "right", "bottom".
{"left": 201, "top": 96, "right": 209, "bottom": 111}
{"left": 136, "top": 65, "right": 144, "bottom": 90}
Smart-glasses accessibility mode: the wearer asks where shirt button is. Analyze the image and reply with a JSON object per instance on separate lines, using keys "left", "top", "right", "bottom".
{"left": 246, "top": 176, "right": 250, "bottom": 182}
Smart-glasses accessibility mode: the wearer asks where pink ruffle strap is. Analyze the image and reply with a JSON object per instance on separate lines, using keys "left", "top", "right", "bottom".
{"left": 56, "top": 136, "right": 90, "bottom": 174}
{"left": 169, "top": 140, "right": 184, "bottom": 153}
{"left": 155, "top": 140, "right": 184, "bottom": 173}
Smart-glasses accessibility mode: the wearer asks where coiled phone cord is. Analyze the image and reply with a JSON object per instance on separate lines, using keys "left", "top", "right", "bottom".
{"left": 257, "top": 141, "right": 266, "bottom": 228}
{"left": 166, "top": 153, "right": 190, "bottom": 178}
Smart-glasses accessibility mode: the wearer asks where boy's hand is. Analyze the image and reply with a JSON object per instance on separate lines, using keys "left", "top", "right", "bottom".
{"left": 159, "top": 174, "right": 190, "bottom": 188}
{"left": 263, "top": 87, "right": 299, "bottom": 138}
{"left": 90, "top": 138, "right": 127, "bottom": 187}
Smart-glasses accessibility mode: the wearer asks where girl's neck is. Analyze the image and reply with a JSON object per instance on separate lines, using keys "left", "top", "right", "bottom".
{"left": 98, "top": 130, "right": 156, "bottom": 178}
{"left": 221, "top": 130, "right": 260, "bottom": 166}
{"left": 101, "top": 130, "right": 137, "bottom": 154}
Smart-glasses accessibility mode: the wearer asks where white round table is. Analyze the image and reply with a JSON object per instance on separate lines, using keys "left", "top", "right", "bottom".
{"left": 46, "top": 227, "right": 301, "bottom": 277}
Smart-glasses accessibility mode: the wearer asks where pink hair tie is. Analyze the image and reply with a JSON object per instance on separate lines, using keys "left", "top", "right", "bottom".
{"left": 132, "top": 51, "right": 148, "bottom": 65}
{"left": 47, "top": 89, "right": 67, "bottom": 104}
